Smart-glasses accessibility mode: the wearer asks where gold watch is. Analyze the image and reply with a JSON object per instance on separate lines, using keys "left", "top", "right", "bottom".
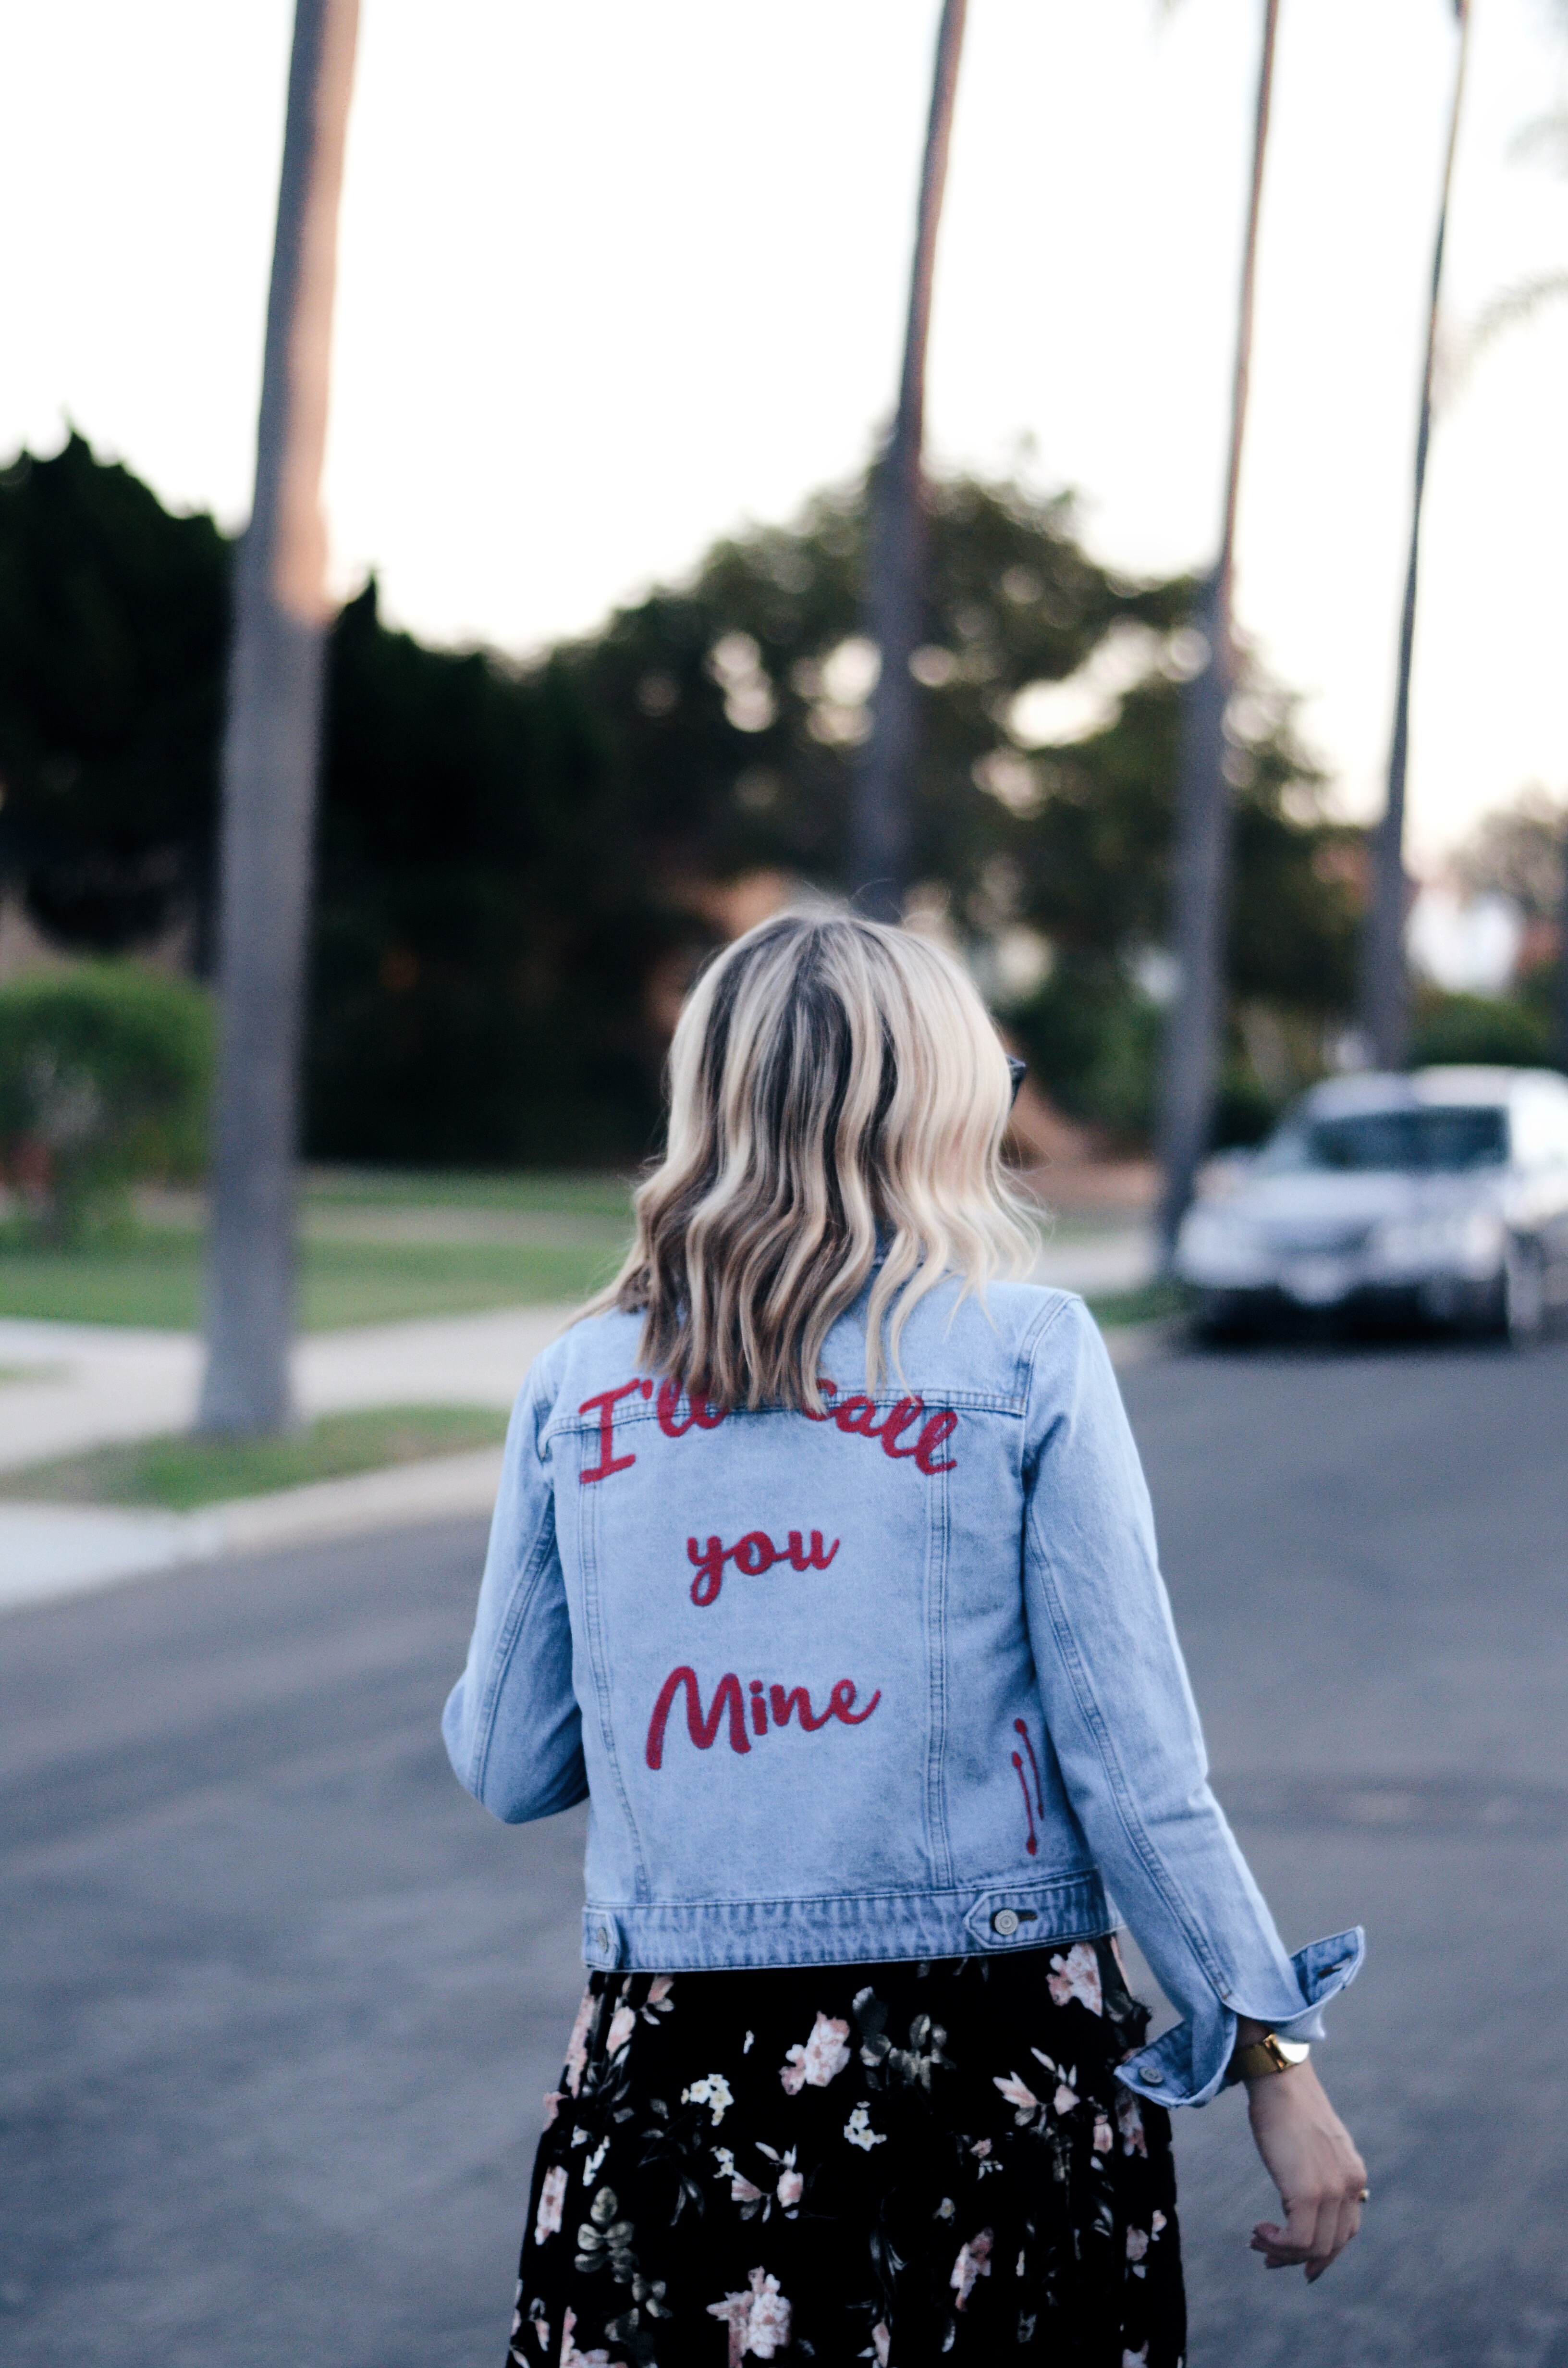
{"left": 1228, "top": 2032, "right": 1311, "bottom": 2083}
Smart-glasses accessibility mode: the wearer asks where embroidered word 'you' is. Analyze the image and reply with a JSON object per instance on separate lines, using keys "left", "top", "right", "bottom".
{"left": 686, "top": 1528, "right": 838, "bottom": 1607}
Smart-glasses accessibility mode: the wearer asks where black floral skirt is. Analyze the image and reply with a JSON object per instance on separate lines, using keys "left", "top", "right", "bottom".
{"left": 510, "top": 1936, "right": 1184, "bottom": 2367}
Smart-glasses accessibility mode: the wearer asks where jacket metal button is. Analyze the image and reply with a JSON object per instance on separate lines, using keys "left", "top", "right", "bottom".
{"left": 992, "top": 1908, "right": 1019, "bottom": 1936}
{"left": 1143, "top": 2066, "right": 1163, "bottom": 2084}
{"left": 595, "top": 1925, "right": 610, "bottom": 1951}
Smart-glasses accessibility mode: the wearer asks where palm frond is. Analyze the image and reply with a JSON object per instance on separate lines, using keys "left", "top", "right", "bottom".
{"left": 1507, "top": 109, "right": 1568, "bottom": 174}
{"left": 1472, "top": 270, "right": 1568, "bottom": 346}
{"left": 1448, "top": 271, "right": 1568, "bottom": 396}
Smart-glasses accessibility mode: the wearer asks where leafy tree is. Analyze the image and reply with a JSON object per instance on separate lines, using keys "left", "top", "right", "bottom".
{"left": 0, "top": 441, "right": 1361, "bottom": 1161}
{"left": 1452, "top": 786, "right": 1565, "bottom": 925}
{"left": 0, "top": 434, "right": 228, "bottom": 951}
{"left": 307, "top": 584, "right": 670, "bottom": 1163}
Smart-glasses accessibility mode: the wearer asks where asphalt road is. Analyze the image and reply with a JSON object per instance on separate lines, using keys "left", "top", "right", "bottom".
{"left": 4, "top": 1332, "right": 1568, "bottom": 2367}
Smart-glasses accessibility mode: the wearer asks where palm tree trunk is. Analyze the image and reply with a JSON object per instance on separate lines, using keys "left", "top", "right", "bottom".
{"left": 850, "top": 0, "right": 968, "bottom": 923}
{"left": 199, "top": 0, "right": 359, "bottom": 1436}
{"left": 1156, "top": 0, "right": 1281, "bottom": 1260}
{"left": 1360, "top": 0, "right": 1473, "bottom": 1070}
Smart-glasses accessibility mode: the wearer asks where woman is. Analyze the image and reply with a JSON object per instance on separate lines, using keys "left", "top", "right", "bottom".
{"left": 445, "top": 912, "right": 1365, "bottom": 2367}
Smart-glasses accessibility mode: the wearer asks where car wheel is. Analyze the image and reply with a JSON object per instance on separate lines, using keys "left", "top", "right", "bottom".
{"left": 1194, "top": 1290, "right": 1253, "bottom": 1344}
{"left": 1503, "top": 1237, "right": 1546, "bottom": 1344}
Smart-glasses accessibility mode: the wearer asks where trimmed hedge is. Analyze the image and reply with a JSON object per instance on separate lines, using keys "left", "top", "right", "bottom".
{"left": 0, "top": 962, "right": 211, "bottom": 1240}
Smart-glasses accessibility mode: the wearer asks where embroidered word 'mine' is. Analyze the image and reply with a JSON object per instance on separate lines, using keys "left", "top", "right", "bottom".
{"left": 646, "top": 1666, "right": 881, "bottom": 1767}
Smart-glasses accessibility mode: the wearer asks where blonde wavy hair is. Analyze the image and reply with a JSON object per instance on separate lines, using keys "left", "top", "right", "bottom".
{"left": 587, "top": 909, "right": 1038, "bottom": 1410}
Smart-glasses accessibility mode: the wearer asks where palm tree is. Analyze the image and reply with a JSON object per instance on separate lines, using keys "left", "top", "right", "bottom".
{"left": 1155, "top": 0, "right": 1282, "bottom": 1259}
{"left": 1458, "top": 27, "right": 1568, "bottom": 1063}
{"left": 1360, "top": 0, "right": 1474, "bottom": 1071}
{"left": 850, "top": 0, "right": 968, "bottom": 923}
{"left": 199, "top": 0, "right": 360, "bottom": 1436}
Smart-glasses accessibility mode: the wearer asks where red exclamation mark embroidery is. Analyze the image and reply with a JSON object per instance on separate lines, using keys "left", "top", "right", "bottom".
{"left": 1011, "top": 1718, "right": 1045, "bottom": 1858}
{"left": 1014, "top": 1719, "right": 1045, "bottom": 1815}
{"left": 1010, "top": 1753, "right": 1038, "bottom": 1856}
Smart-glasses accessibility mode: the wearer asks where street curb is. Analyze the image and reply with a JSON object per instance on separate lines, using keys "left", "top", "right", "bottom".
{"left": 0, "top": 1445, "right": 505, "bottom": 1617}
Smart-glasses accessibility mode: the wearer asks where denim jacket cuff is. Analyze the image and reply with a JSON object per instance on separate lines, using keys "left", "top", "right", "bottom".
{"left": 1114, "top": 1926, "right": 1365, "bottom": 2109}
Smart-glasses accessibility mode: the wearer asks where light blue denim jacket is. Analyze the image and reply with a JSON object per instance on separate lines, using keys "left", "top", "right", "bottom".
{"left": 443, "top": 1276, "right": 1361, "bottom": 2105}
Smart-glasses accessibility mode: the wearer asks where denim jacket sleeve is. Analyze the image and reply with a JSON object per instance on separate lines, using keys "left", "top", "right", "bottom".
{"left": 441, "top": 1339, "right": 588, "bottom": 1823}
{"left": 1020, "top": 1295, "right": 1362, "bottom": 2106}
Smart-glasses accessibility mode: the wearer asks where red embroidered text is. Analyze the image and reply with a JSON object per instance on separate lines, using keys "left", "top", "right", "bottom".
{"left": 803, "top": 1380, "right": 958, "bottom": 1473}
{"left": 578, "top": 1379, "right": 652, "bottom": 1484}
{"left": 686, "top": 1527, "right": 839, "bottom": 1607}
{"left": 646, "top": 1666, "right": 881, "bottom": 1767}
{"left": 578, "top": 1372, "right": 955, "bottom": 1482}
{"left": 656, "top": 1378, "right": 728, "bottom": 1438}
{"left": 1012, "top": 1717, "right": 1046, "bottom": 1858}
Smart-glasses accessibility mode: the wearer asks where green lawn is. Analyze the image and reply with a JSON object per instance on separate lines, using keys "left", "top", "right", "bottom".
{"left": 300, "top": 1166, "right": 637, "bottom": 1217}
{"left": 0, "top": 1404, "right": 511, "bottom": 1512}
{"left": 0, "top": 1166, "right": 1174, "bottom": 1336}
{"left": 0, "top": 1229, "right": 628, "bottom": 1330}
{"left": 0, "top": 1187, "right": 634, "bottom": 1331}
{"left": 1084, "top": 1279, "right": 1191, "bottom": 1330}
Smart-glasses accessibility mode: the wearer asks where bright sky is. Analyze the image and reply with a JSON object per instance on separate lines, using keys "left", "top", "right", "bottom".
{"left": 5, "top": 0, "right": 1566, "bottom": 865}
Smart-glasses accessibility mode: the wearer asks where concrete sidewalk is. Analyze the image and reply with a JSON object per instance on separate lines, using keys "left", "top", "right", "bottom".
{"left": 0, "top": 1302, "right": 577, "bottom": 1472}
{"left": 0, "top": 1304, "right": 571, "bottom": 1614}
{"left": 0, "top": 1447, "right": 506, "bottom": 1618}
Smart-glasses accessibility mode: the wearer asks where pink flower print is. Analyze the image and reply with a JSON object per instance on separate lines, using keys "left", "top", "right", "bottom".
{"left": 949, "top": 2227, "right": 994, "bottom": 2311}
{"left": 606, "top": 2004, "right": 637, "bottom": 2056}
{"left": 780, "top": 2011, "right": 852, "bottom": 2094}
{"left": 533, "top": 2163, "right": 567, "bottom": 2246}
{"left": 1046, "top": 1942, "right": 1104, "bottom": 2016}
{"left": 993, "top": 2071, "right": 1039, "bottom": 2123}
{"left": 969, "top": 2137, "right": 992, "bottom": 2158}
{"left": 746, "top": 2267, "right": 792, "bottom": 2357}
{"left": 731, "top": 2172, "right": 766, "bottom": 2208}
{"left": 564, "top": 1992, "right": 594, "bottom": 2097}
{"left": 870, "top": 2324, "right": 891, "bottom": 2366}
{"left": 641, "top": 1973, "right": 675, "bottom": 2022}
{"left": 707, "top": 2267, "right": 793, "bottom": 2364}
{"left": 1093, "top": 2112, "right": 1114, "bottom": 2153}
{"left": 776, "top": 2167, "right": 803, "bottom": 2210}
{"left": 1054, "top": 2082, "right": 1079, "bottom": 2116}
{"left": 1152, "top": 2209, "right": 1167, "bottom": 2237}
{"left": 559, "top": 2305, "right": 627, "bottom": 2368}
{"left": 1116, "top": 2092, "right": 1148, "bottom": 2158}
{"left": 541, "top": 2090, "right": 564, "bottom": 2128}
{"left": 1126, "top": 2226, "right": 1150, "bottom": 2263}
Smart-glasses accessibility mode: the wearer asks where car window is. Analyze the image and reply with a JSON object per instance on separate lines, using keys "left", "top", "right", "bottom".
{"left": 1259, "top": 1106, "right": 1507, "bottom": 1174}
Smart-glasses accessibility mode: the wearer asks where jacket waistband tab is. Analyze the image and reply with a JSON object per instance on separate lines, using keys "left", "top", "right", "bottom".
{"left": 581, "top": 1872, "right": 1111, "bottom": 1973}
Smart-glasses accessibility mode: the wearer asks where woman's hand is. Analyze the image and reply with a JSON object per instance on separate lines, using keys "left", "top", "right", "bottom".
{"left": 1242, "top": 2053, "right": 1367, "bottom": 2282}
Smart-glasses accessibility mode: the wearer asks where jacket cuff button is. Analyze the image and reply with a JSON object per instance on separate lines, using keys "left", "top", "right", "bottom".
{"left": 992, "top": 1908, "right": 1020, "bottom": 1936}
